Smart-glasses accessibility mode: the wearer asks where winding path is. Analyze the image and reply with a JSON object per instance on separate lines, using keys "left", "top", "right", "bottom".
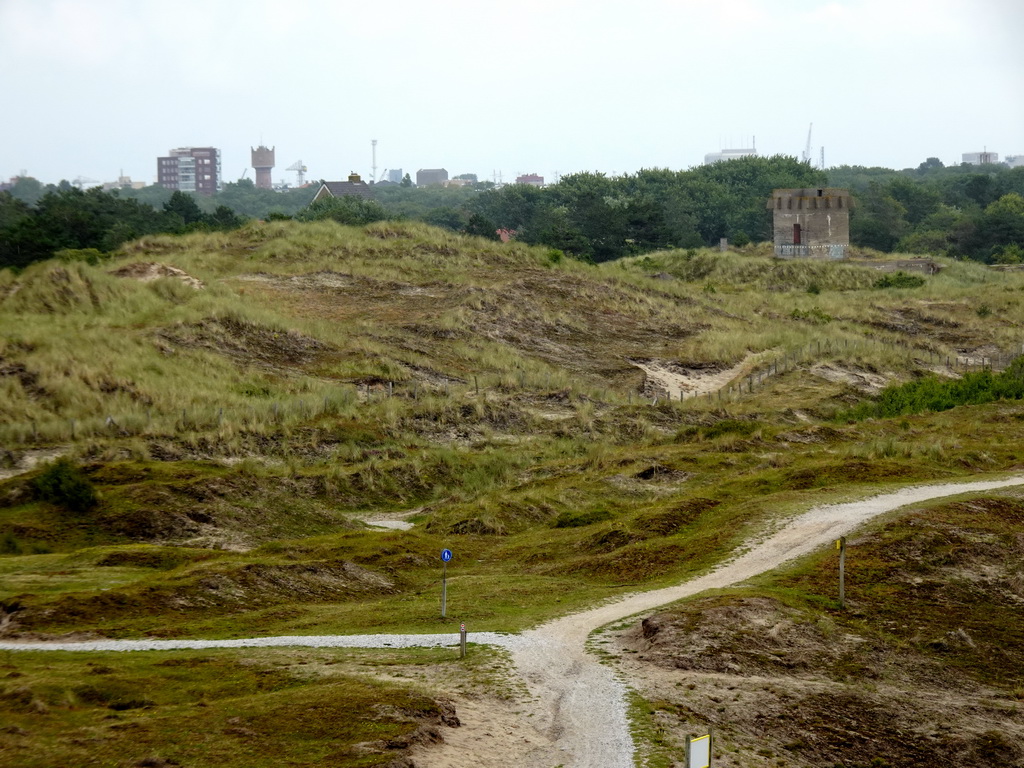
{"left": 4, "top": 477, "right": 1023, "bottom": 767}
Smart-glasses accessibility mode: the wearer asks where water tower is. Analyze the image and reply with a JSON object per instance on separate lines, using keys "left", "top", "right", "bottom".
{"left": 251, "top": 145, "right": 275, "bottom": 189}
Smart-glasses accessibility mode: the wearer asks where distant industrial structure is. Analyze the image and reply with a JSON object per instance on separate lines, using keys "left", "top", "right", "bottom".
{"left": 963, "top": 151, "right": 999, "bottom": 165}
{"left": 157, "top": 147, "right": 221, "bottom": 195}
{"left": 386, "top": 169, "right": 404, "bottom": 184}
{"left": 416, "top": 168, "right": 448, "bottom": 186}
{"left": 285, "top": 160, "right": 307, "bottom": 186}
{"left": 768, "top": 188, "right": 851, "bottom": 259}
{"left": 251, "top": 145, "right": 275, "bottom": 189}
{"left": 310, "top": 172, "right": 373, "bottom": 204}
{"left": 704, "top": 147, "right": 758, "bottom": 165}
{"left": 515, "top": 173, "right": 544, "bottom": 186}
{"left": 103, "top": 174, "right": 145, "bottom": 192}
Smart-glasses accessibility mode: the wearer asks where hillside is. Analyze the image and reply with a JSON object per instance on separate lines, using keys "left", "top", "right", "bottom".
{"left": 2, "top": 219, "right": 1024, "bottom": 766}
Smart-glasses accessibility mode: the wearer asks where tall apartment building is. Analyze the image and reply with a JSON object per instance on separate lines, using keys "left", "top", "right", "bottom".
{"left": 157, "top": 147, "right": 222, "bottom": 195}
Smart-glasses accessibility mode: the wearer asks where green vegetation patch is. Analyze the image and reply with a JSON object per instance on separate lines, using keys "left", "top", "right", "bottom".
{"left": 844, "top": 357, "right": 1024, "bottom": 420}
{"left": 0, "top": 649, "right": 449, "bottom": 768}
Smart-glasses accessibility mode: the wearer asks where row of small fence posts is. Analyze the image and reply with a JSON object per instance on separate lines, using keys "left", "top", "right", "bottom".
{"left": 7, "top": 340, "right": 1024, "bottom": 445}
{"left": 661, "top": 338, "right": 1023, "bottom": 404}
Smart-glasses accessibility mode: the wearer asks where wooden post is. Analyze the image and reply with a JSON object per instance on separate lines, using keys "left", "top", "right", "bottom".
{"left": 837, "top": 536, "right": 846, "bottom": 609}
{"left": 460, "top": 623, "right": 467, "bottom": 659}
{"left": 475, "top": 375, "right": 479, "bottom": 396}
{"left": 441, "top": 560, "right": 448, "bottom": 618}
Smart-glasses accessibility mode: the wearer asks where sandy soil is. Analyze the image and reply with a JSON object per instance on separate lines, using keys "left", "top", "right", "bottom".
{"left": 362, "top": 506, "right": 424, "bottom": 531}
{"left": 0, "top": 447, "right": 67, "bottom": 481}
{"left": 631, "top": 357, "right": 752, "bottom": 401}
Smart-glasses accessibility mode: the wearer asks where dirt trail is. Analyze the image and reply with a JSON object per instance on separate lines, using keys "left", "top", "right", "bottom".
{"left": 417, "top": 475, "right": 1024, "bottom": 768}
{"left": 5, "top": 477, "right": 1023, "bottom": 768}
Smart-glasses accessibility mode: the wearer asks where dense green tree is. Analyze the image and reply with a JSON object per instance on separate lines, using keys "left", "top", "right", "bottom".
{"left": 462, "top": 213, "right": 500, "bottom": 240}
{"left": 294, "top": 195, "right": 389, "bottom": 226}
{"left": 850, "top": 182, "right": 911, "bottom": 251}
{"left": 6, "top": 177, "right": 47, "bottom": 206}
{"left": 164, "top": 190, "right": 206, "bottom": 225}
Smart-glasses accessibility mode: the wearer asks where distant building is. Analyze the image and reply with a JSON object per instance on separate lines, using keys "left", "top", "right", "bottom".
{"left": 515, "top": 173, "right": 544, "bottom": 186}
{"left": 704, "top": 147, "right": 758, "bottom": 164}
{"left": 251, "top": 145, "right": 275, "bottom": 189}
{"left": 386, "top": 168, "right": 404, "bottom": 183}
{"left": 768, "top": 188, "right": 851, "bottom": 259}
{"left": 310, "top": 172, "right": 374, "bottom": 203}
{"left": 963, "top": 151, "right": 999, "bottom": 165}
{"left": 1004, "top": 155, "right": 1024, "bottom": 169}
{"left": 157, "top": 147, "right": 222, "bottom": 195}
{"left": 102, "top": 175, "right": 146, "bottom": 191}
{"left": 416, "top": 168, "right": 448, "bottom": 186}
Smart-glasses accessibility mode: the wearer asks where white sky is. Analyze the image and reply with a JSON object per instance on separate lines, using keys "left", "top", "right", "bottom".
{"left": 1, "top": 0, "right": 1022, "bottom": 186}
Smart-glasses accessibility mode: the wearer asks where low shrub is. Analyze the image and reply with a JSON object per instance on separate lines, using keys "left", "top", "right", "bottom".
{"left": 31, "top": 458, "right": 98, "bottom": 513}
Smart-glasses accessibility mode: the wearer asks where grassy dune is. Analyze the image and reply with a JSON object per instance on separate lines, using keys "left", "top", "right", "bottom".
{"left": 2, "top": 220, "right": 1024, "bottom": 764}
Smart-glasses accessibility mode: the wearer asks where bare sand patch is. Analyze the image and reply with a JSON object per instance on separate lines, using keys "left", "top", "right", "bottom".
{"left": 630, "top": 356, "right": 753, "bottom": 401}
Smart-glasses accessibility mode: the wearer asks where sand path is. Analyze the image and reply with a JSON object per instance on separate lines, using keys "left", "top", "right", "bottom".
{"left": 632, "top": 357, "right": 751, "bottom": 400}
{"left": 4, "top": 477, "right": 1023, "bottom": 767}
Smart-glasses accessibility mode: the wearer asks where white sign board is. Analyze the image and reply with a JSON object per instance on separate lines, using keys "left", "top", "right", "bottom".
{"left": 687, "top": 734, "right": 711, "bottom": 768}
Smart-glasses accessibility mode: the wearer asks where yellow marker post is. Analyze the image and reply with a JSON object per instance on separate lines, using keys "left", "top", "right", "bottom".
{"left": 685, "top": 730, "right": 712, "bottom": 768}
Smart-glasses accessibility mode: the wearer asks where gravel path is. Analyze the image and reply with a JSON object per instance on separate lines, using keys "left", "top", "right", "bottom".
{"left": 4, "top": 476, "right": 1022, "bottom": 767}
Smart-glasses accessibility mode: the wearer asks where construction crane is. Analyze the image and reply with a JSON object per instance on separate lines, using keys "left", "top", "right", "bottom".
{"left": 286, "top": 160, "right": 307, "bottom": 186}
{"left": 802, "top": 123, "right": 813, "bottom": 164}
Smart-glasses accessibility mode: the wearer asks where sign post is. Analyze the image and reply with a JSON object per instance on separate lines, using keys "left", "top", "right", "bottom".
{"left": 440, "top": 548, "right": 452, "bottom": 618}
{"left": 460, "top": 622, "right": 467, "bottom": 659}
{"left": 685, "top": 729, "right": 713, "bottom": 767}
{"left": 836, "top": 536, "right": 846, "bottom": 609}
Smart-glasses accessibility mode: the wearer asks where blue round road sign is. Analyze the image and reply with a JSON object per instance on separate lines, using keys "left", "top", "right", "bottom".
{"left": 441, "top": 548, "right": 453, "bottom": 562}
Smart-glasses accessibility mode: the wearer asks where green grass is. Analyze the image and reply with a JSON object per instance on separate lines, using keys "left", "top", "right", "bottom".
{"left": 5, "top": 220, "right": 1024, "bottom": 763}
{"left": 0, "top": 648, "right": 452, "bottom": 767}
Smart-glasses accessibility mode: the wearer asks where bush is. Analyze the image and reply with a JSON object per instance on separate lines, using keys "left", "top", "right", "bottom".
{"left": 31, "top": 458, "right": 98, "bottom": 513}
{"left": 554, "top": 508, "right": 613, "bottom": 528}
{"left": 874, "top": 271, "right": 925, "bottom": 289}
{"left": 791, "top": 307, "right": 832, "bottom": 324}
{"left": 55, "top": 248, "right": 107, "bottom": 265}
{"left": 842, "top": 358, "right": 1024, "bottom": 420}
{"left": 295, "top": 196, "right": 389, "bottom": 226}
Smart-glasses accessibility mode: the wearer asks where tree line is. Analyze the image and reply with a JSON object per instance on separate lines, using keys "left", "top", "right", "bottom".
{"left": 3, "top": 156, "right": 1024, "bottom": 270}
{"left": 0, "top": 185, "right": 245, "bottom": 270}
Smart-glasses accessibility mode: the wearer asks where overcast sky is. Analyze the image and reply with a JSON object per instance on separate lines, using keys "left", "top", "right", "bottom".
{"left": 1, "top": 0, "right": 1022, "bottom": 187}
